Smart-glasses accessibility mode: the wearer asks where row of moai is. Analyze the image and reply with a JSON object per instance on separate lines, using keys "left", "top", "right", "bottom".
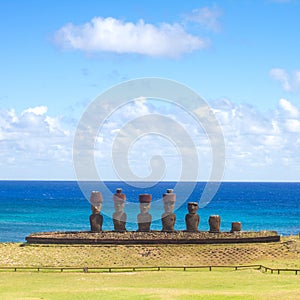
{"left": 89, "top": 188, "right": 242, "bottom": 233}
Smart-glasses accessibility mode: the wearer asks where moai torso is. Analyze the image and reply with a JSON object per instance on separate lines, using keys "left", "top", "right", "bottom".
{"left": 161, "top": 212, "right": 176, "bottom": 231}
{"left": 161, "top": 189, "right": 176, "bottom": 232}
{"left": 89, "top": 191, "right": 103, "bottom": 232}
{"left": 90, "top": 213, "right": 103, "bottom": 232}
{"left": 185, "top": 202, "right": 200, "bottom": 232}
{"left": 137, "top": 194, "right": 152, "bottom": 232}
{"left": 112, "top": 211, "right": 127, "bottom": 232}
{"left": 137, "top": 213, "right": 152, "bottom": 232}
{"left": 113, "top": 188, "right": 127, "bottom": 232}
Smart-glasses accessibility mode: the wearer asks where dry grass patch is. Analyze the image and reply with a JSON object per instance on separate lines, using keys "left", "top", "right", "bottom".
{"left": 0, "top": 236, "right": 299, "bottom": 268}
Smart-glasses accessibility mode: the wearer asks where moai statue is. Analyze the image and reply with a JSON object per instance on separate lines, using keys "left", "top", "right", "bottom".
{"left": 137, "top": 194, "right": 152, "bottom": 232}
{"left": 231, "top": 222, "right": 242, "bottom": 233}
{"left": 209, "top": 215, "right": 221, "bottom": 233}
{"left": 112, "top": 188, "right": 127, "bottom": 232}
{"left": 89, "top": 191, "right": 103, "bottom": 232}
{"left": 185, "top": 202, "right": 200, "bottom": 232}
{"left": 161, "top": 189, "right": 176, "bottom": 232}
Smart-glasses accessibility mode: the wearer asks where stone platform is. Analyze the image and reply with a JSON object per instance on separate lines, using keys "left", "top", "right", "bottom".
{"left": 25, "top": 230, "right": 280, "bottom": 245}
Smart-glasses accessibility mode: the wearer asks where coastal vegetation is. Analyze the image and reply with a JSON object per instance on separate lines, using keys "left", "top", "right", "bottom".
{"left": 1, "top": 269, "right": 300, "bottom": 299}
{"left": 0, "top": 236, "right": 299, "bottom": 299}
{"left": 0, "top": 236, "right": 299, "bottom": 268}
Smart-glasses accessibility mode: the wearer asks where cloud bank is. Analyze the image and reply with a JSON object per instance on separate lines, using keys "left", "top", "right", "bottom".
{"left": 93, "top": 97, "right": 300, "bottom": 181}
{"left": 54, "top": 16, "right": 209, "bottom": 58}
{"left": 0, "top": 106, "right": 72, "bottom": 179}
{"left": 211, "top": 98, "right": 300, "bottom": 180}
{"left": 1, "top": 98, "right": 300, "bottom": 181}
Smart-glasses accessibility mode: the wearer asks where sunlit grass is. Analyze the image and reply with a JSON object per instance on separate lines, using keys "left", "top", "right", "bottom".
{"left": 0, "top": 269, "right": 299, "bottom": 300}
{"left": 0, "top": 236, "right": 299, "bottom": 299}
{"left": 0, "top": 235, "right": 299, "bottom": 268}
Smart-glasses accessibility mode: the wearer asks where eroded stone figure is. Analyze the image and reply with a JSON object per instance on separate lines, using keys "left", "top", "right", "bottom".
{"left": 112, "top": 188, "right": 127, "bottom": 232}
{"left": 161, "top": 189, "right": 176, "bottom": 232}
{"left": 89, "top": 191, "right": 103, "bottom": 232}
{"left": 209, "top": 215, "right": 221, "bottom": 233}
{"left": 231, "top": 222, "right": 242, "bottom": 232}
{"left": 137, "top": 194, "right": 152, "bottom": 232}
{"left": 185, "top": 202, "right": 200, "bottom": 232}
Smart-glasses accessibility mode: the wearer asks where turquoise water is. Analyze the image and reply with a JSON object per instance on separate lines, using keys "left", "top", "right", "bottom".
{"left": 0, "top": 181, "right": 299, "bottom": 242}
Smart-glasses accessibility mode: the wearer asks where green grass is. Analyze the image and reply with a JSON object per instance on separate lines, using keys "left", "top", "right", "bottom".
{"left": 0, "top": 269, "right": 299, "bottom": 299}
{"left": 0, "top": 237, "right": 299, "bottom": 299}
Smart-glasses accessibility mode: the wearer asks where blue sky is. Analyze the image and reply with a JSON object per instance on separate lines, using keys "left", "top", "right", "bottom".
{"left": 1, "top": 0, "right": 300, "bottom": 181}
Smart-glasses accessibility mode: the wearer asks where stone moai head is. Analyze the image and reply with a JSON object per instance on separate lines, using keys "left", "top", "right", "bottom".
{"left": 113, "top": 188, "right": 126, "bottom": 213}
{"left": 163, "top": 189, "right": 176, "bottom": 214}
{"left": 139, "top": 194, "right": 152, "bottom": 214}
{"left": 188, "top": 202, "right": 198, "bottom": 214}
{"left": 90, "top": 191, "right": 103, "bottom": 214}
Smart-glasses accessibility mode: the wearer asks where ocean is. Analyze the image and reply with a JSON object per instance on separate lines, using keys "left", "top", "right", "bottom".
{"left": 0, "top": 181, "right": 299, "bottom": 242}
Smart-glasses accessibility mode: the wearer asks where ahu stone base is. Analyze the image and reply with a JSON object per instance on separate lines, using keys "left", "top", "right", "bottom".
{"left": 25, "top": 230, "right": 280, "bottom": 245}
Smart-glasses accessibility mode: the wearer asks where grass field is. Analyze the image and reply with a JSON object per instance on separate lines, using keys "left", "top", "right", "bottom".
{"left": 0, "top": 236, "right": 299, "bottom": 299}
{"left": 1, "top": 236, "right": 299, "bottom": 268}
{"left": 0, "top": 269, "right": 300, "bottom": 299}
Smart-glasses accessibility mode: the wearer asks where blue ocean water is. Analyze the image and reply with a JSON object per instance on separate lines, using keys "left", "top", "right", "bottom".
{"left": 0, "top": 181, "right": 299, "bottom": 242}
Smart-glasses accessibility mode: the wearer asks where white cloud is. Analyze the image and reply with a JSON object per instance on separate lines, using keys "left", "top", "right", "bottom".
{"left": 2, "top": 98, "right": 300, "bottom": 181}
{"left": 54, "top": 17, "right": 209, "bottom": 58}
{"left": 279, "top": 98, "right": 299, "bottom": 118}
{"left": 93, "top": 97, "right": 300, "bottom": 181}
{"left": 22, "top": 106, "right": 48, "bottom": 116}
{"left": 270, "top": 68, "right": 300, "bottom": 92}
{"left": 284, "top": 119, "right": 300, "bottom": 132}
{"left": 0, "top": 106, "right": 72, "bottom": 179}
{"left": 184, "top": 5, "right": 222, "bottom": 32}
{"left": 211, "top": 98, "right": 300, "bottom": 180}
{"left": 269, "top": 68, "right": 291, "bottom": 91}
{"left": 94, "top": 99, "right": 210, "bottom": 181}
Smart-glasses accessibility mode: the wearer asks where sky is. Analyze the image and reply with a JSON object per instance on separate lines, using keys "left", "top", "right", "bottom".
{"left": 0, "top": 0, "right": 300, "bottom": 181}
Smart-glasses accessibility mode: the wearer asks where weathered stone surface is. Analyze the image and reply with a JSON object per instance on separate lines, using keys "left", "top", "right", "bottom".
{"left": 89, "top": 214, "right": 103, "bottom": 232}
{"left": 89, "top": 191, "right": 103, "bottom": 232}
{"left": 26, "top": 230, "right": 281, "bottom": 245}
{"left": 90, "top": 191, "right": 103, "bottom": 206}
{"left": 161, "top": 213, "right": 176, "bottom": 232}
{"left": 137, "top": 213, "right": 152, "bottom": 232}
{"left": 185, "top": 202, "right": 200, "bottom": 232}
{"left": 139, "top": 194, "right": 152, "bottom": 203}
{"left": 113, "top": 188, "right": 127, "bottom": 232}
{"left": 112, "top": 212, "right": 127, "bottom": 232}
{"left": 113, "top": 188, "right": 126, "bottom": 201}
{"left": 231, "top": 222, "right": 242, "bottom": 232}
{"left": 209, "top": 215, "right": 221, "bottom": 233}
{"left": 162, "top": 189, "right": 176, "bottom": 232}
{"left": 137, "top": 194, "right": 152, "bottom": 232}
